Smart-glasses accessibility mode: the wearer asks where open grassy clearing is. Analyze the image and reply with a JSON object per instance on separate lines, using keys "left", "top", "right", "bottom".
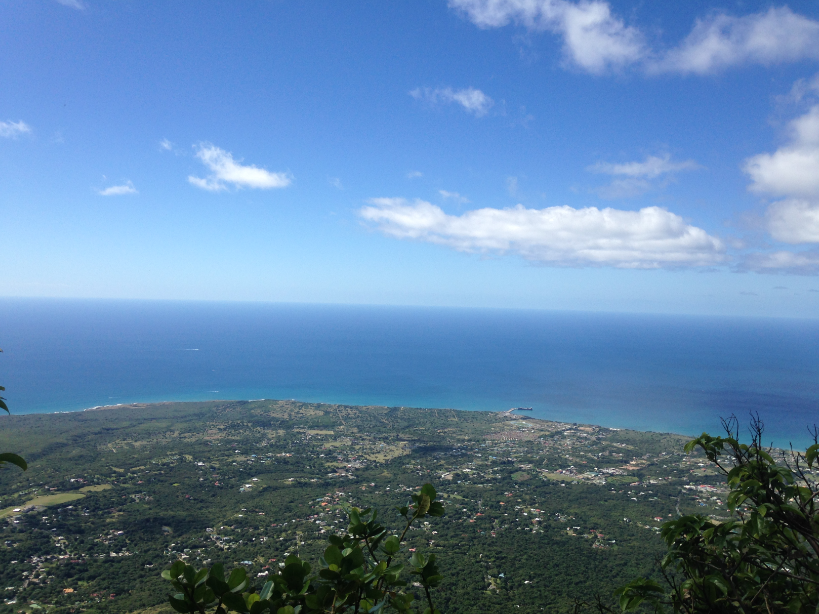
{"left": 0, "top": 492, "right": 86, "bottom": 518}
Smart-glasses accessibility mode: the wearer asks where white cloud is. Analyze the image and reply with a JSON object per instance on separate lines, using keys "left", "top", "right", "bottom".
{"left": 359, "top": 198, "right": 724, "bottom": 268}
{"left": 410, "top": 87, "right": 494, "bottom": 116}
{"left": 741, "top": 250, "right": 819, "bottom": 275}
{"left": 406, "top": 171, "right": 423, "bottom": 179}
{"left": 188, "top": 143, "right": 292, "bottom": 191}
{"left": 56, "top": 0, "right": 85, "bottom": 8}
{"left": 506, "top": 176, "right": 518, "bottom": 196}
{"left": 777, "top": 72, "right": 819, "bottom": 105}
{"left": 448, "top": 1, "right": 819, "bottom": 75}
{"left": 98, "top": 181, "right": 137, "bottom": 196}
{"left": 439, "top": 190, "right": 470, "bottom": 204}
{"left": 0, "top": 120, "right": 31, "bottom": 138}
{"left": 588, "top": 154, "right": 700, "bottom": 199}
{"left": 329, "top": 177, "right": 343, "bottom": 190}
{"left": 744, "top": 105, "right": 819, "bottom": 244}
{"left": 745, "top": 106, "right": 819, "bottom": 199}
{"left": 654, "top": 8, "right": 819, "bottom": 75}
{"left": 159, "top": 138, "right": 174, "bottom": 151}
{"left": 765, "top": 200, "right": 819, "bottom": 244}
{"left": 593, "top": 178, "right": 653, "bottom": 200}
{"left": 588, "top": 154, "right": 700, "bottom": 179}
{"left": 448, "top": 0, "right": 645, "bottom": 74}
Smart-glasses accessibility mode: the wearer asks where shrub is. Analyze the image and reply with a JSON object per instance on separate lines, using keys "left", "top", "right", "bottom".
{"left": 163, "top": 483, "right": 444, "bottom": 614}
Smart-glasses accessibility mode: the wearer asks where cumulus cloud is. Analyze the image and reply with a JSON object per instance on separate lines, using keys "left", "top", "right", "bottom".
{"left": 188, "top": 143, "right": 292, "bottom": 191}
{"left": 359, "top": 198, "right": 724, "bottom": 268}
{"left": 588, "top": 154, "right": 700, "bottom": 199}
{"left": 744, "top": 105, "right": 819, "bottom": 244}
{"left": 653, "top": 8, "right": 819, "bottom": 75}
{"left": 448, "top": 0, "right": 644, "bottom": 74}
{"left": 410, "top": 87, "right": 494, "bottom": 116}
{"left": 448, "top": 1, "right": 819, "bottom": 75}
{"left": 98, "top": 181, "right": 137, "bottom": 196}
{"left": 737, "top": 98, "right": 819, "bottom": 272}
{"left": 745, "top": 106, "right": 819, "bottom": 200}
{"left": 159, "top": 138, "right": 174, "bottom": 151}
{"left": 764, "top": 200, "right": 819, "bottom": 244}
{"left": 0, "top": 120, "right": 32, "bottom": 138}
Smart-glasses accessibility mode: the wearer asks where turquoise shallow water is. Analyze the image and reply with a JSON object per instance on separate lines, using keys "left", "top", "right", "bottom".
{"left": 1, "top": 298, "right": 817, "bottom": 448}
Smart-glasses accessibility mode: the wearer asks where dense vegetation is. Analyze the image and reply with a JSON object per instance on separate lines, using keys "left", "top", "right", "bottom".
{"left": 161, "top": 412, "right": 819, "bottom": 614}
{"left": 616, "top": 416, "right": 819, "bottom": 613}
{"left": 0, "top": 400, "right": 736, "bottom": 614}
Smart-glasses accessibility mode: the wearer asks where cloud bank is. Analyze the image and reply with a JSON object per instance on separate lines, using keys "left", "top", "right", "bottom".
{"left": 737, "top": 90, "right": 819, "bottom": 275}
{"left": 740, "top": 250, "right": 819, "bottom": 276}
{"left": 188, "top": 143, "right": 292, "bottom": 191}
{"left": 360, "top": 198, "right": 724, "bottom": 268}
{"left": 447, "top": 1, "right": 819, "bottom": 75}
{"left": 744, "top": 104, "right": 819, "bottom": 245}
{"left": 410, "top": 87, "right": 494, "bottom": 116}
{"left": 0, "top": 120, "right": 32, "bottom": 138}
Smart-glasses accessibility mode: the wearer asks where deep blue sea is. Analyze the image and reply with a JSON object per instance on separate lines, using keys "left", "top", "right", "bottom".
{"left": 1, "top": 298, "right": 817, "bottom": 448}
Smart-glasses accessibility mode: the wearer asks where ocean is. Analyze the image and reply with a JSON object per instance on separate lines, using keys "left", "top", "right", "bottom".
{"left": 1, "top": 298, "right": 817, "bottom": 448}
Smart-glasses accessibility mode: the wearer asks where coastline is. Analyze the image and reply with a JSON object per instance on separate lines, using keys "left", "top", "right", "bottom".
{"left": 12, "top": 396, "right": 799, "bottom": 451}
{"left": 60, "top": 398, "right": 696, "bottom": 444}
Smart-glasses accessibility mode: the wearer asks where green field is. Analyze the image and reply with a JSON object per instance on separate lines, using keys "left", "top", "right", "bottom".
{"left": 0, "top": 493, "right": 86, "bottom": 518}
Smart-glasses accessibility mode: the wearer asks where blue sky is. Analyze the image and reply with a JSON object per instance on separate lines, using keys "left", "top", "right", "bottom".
{"left": 4, "top": 0, "right": 819, "bottom": 317}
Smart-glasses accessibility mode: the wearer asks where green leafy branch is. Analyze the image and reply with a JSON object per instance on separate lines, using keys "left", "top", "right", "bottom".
{"left": 163, "top": 483, "right": 445, "bottom": 614}
{"left": 614, "top": 414, "right": 819, "bottom": 614}
{"left": 0, "top": 349, "right": 26, "bottom": 471}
